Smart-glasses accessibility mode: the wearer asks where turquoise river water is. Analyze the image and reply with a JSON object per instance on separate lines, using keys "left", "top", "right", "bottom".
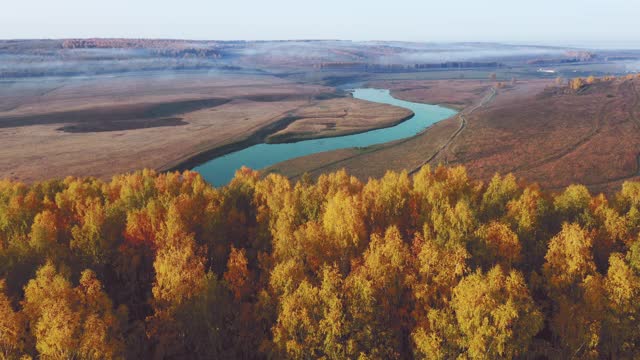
{"left": 194, "top": 88, "right": 457, "bottom": 186}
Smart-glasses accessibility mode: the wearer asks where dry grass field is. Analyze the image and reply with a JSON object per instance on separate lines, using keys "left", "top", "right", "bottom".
{"left": 367, "top": 79, "right": 494, "bottom": 109}
{"left": 5, "top": 68, "right": 640, "bottom": 194}
{"left": 267, "top": 116, "right": 462, "bottom": 180}
{"left": 266, "top": 80, "right": 489, "bottom": 179}
{"left": 267, "top": 97, "right": 413, "bottom": 143}
{"left": 0, "top": 72, "right": 410, "bottom": 182}
{"left": 445, "top": 78, "right": 640, "bottom": 193}
{"left": 270, "top": 78, "right": 640, "bottom": 194}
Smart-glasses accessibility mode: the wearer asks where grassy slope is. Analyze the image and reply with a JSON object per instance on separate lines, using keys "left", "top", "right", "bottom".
{"left": 269, "top": 78, "right": 640, "bottom": 194}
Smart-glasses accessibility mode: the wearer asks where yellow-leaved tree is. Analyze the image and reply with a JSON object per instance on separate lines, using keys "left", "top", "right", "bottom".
{"left": 0, "top": 279, "right": 26, "bottom": 359}
{"left": 146, "top": 203, "right": 206, "bottom": 358}
{"left": 451, "top": 266, "right": 543, "bottom": 359}
{"left": 543, "top": 222, "right": 604, "bottom": 358}
{"left": 22, "top": 262, "right": 125, "bottom": 359}
{"left": 343, "top": 226, "right": 411, "bottom": 359}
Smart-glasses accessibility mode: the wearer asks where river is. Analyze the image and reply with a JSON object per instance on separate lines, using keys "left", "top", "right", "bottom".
{"left": 194, "top": 88, "right": 457, "bottom": 186}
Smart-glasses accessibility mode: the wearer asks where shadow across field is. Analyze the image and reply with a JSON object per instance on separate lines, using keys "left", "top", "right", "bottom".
{"left": 0, "top": 98, "right": 229, "bottom": 132}
{"left": 165, "top": 115, "right": 303, "bottom": 172}
{"left": 58, "top": 117, "right": 189, "bottom": 133}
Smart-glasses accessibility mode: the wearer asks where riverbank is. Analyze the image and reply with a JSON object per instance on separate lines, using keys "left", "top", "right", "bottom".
{"left": 193, "top": 89, "right": 457, "bottom": 186}
{"left": 265, "top": 97, "right": 414, "bottom": 143}
{"left": 265, "top": 112, "right": 414, "bottom": 144}
{"left": 265, "top": 111, "right": 462, "bottom": 182}
{"left": 264, "top": 84, "right": 492, "bottom": 182}
{"left": 162, "top": 96, "right": 414, "bottom": 172}
{"left": 0, "top": 71, "right": 414, "bottom": 182}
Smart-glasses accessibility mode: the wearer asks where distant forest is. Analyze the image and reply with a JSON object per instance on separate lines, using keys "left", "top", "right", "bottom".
{"left": 1, "top": 166, "right": 640, "bottom": 359}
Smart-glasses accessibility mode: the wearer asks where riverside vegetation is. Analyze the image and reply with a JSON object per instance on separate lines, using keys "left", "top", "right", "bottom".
{"left": 1, "top": 165, "right": 640, "bottom": 359}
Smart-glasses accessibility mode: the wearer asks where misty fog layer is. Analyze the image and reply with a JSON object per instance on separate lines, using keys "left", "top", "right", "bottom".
{"left": 4, "top": 40, "right": 636, "bottom": 79}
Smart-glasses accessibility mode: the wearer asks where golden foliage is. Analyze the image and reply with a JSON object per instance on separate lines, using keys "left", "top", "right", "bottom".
{"left": 544, "top": 223, "right": 596, "bottom": 291}
{"left": 0, "top": 279, "right": 26, "bottom": 359}
{"left": 475, "top": 221, "right": 521, "bottom": 269}
{"left": 0, "top": 166, "right": 640, "bottom": 358}
{"left": 452, "top": 266, "right": 543, "bottom": 359}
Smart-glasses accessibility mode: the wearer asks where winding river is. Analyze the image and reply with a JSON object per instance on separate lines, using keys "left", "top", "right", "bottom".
{"left": 194, "top": 88, "right": 457, "bottom": 186}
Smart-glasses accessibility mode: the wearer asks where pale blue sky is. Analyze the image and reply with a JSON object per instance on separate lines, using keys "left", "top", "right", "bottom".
{"left": 1, "top": 0, "right": 638, "bottom": 45}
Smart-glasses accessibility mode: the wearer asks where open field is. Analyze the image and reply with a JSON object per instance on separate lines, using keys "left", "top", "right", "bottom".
{"left": 367, "top": 79, "right": 494, "bottom": 109}
{"left": 446, "top": 77, "right": 640, "bottom": 193}
{"left": 266, "top": 80, "right": 490, "bottom": 179}
{"left": 269, "top": 77, "right": 640, "bottom": 194}
{"left": 0, "top": 72, "right": 410, "bottom": 182}
{"left": 4, "top": 38, "right": 640, "bottom": 359}
{"left": 4, "top": 40, "right": 640, "bottom": 188}
{"left": 266, "top": 97, "right": 413, "bottom": 143}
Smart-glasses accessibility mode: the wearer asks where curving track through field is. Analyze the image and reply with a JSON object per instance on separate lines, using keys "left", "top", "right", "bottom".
{"left": 509, "top": 86, "right": 620, "bottom": 174}
{"left": 545, "top": 80, "right": 640, "bottom": 190}
{"left": 409, "top": 87, "right": 496, "bottom": 175}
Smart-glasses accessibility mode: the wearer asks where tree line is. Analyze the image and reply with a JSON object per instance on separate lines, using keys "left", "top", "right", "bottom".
{"left": 563, "top": 73, "right": 640, "bottom": 91}
{"left": 1, "top": 166, "right": 640, "bottom": 359}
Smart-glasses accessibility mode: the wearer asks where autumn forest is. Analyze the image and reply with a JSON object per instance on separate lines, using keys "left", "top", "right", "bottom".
{"left": 1, "top": 166, "right": 640, "bottom": 359}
